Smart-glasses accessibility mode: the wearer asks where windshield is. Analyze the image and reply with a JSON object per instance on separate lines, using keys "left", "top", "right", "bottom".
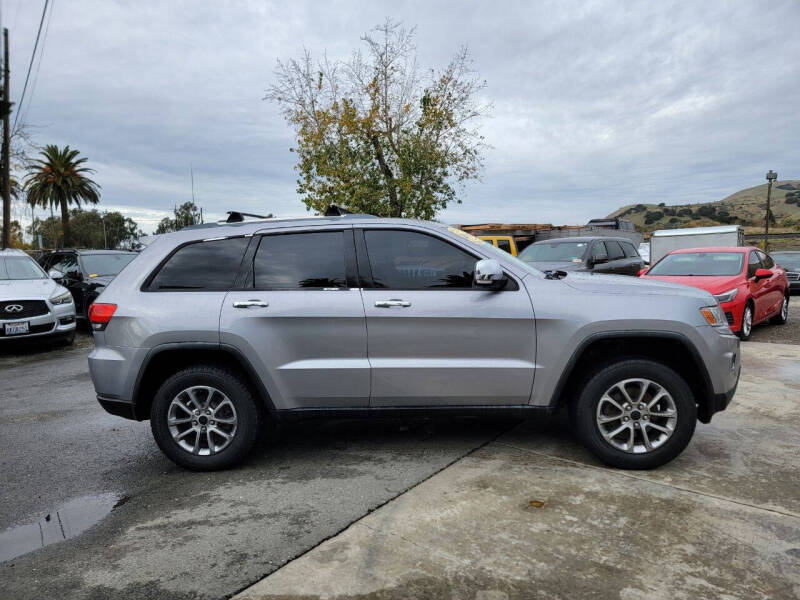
{"left": 81, "top": 253, "right": 137, "bottom": 277}
{"left": 647, "top": 252, "right": 744, "bottom": 276}
{"left": 0, "top": 256, "right": 47, "bottom": 280}
{"left": 518, "top": 242, "right": 588, "bottom": 263}
{"left": 771, "top": 253, "right": 800, "bottom": 270}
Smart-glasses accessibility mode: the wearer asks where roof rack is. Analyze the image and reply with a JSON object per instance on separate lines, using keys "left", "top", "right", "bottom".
{"left": 225, "top": 211, "right": 271, "bottom": 223}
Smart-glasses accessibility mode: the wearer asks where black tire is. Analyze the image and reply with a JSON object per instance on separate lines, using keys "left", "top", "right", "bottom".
{"left": 737, "top": 303, "right": 753, "bottom": 341}
{"left": 150, "top": 365, "right": 262, "bottom": 471}
{"left": 572, "top": 359, "right": 697, "bottom": 470}
{"left": 769, "top": 294, "right": 789, "bottom": 325}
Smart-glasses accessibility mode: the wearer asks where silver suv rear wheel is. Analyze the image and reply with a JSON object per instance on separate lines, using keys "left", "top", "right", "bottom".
{"left": 167, "top": 386, "right": 238, "bottom": 456}
{"left": 151, "top": 365, "right": 262, "bottom": 471}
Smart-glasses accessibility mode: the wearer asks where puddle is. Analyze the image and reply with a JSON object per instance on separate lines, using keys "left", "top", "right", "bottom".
{"left": 0, "top": 493, "right": 122, "bottom": 563}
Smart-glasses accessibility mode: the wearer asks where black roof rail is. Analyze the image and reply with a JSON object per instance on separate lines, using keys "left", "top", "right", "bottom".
{"left": 226, "top": 211, "right": 271, "bottom": 223}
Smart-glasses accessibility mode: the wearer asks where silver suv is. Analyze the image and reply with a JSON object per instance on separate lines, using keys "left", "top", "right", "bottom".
{"left": 88, "top": 215, "right": 740, "bottom": 471}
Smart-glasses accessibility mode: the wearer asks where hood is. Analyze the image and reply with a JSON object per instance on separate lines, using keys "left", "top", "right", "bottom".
{"left": 562, "top": 271, "right": 714, "bottom": 301}
{"left": 524, "top": 260, "right": 586, "bottom": 272}
{"left": 642, "top": 274, "right": 742, "bottom": 296}
{"left": 0, "top": 278, "right": 60, "bottom": 301}
{"left": 86, "top": 275, "right": 114, "bottom": 288}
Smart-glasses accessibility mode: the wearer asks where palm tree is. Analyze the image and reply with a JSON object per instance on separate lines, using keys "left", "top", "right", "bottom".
{"left": 24, "top": 145, "right": 100, "bottom": 247}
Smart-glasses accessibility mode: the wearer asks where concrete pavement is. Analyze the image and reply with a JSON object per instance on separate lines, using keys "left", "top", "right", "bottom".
{"left": 237, "top": 342, "right": 800, "bottom": 600}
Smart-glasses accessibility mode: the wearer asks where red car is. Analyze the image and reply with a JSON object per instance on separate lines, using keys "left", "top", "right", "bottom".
{"left": 640, "top": 246, "right": 789, "bottom": 340}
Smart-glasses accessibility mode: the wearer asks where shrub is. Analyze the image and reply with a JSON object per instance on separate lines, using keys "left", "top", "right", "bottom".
{"left": 678, "top": 208, "right": 693, "bottom": 217}
{"left": 669, "top": 217, "right": 679, "bottom": 223}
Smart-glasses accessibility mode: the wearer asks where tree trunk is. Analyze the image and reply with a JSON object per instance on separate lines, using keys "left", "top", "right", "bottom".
{"left": 60, "top": 198, "right": 71, "bottom": 247}
{"left": 370, "top": 135, "right": 401, "bottom": 217}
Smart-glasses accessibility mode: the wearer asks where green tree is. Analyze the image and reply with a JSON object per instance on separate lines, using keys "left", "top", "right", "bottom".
{"left": 24, "top": 145, "right": 100, "bottom": 247}
{"left": 267, "top": 19, "right": 490, "bottom": 219}
{"left": 155, "top": 201, "right": 202, "bottom": 234}
{"left": 68, "top": 209, "right": 143, "bottom": 249}
{"left": 0, "top": 220, "right": 25, "bottom": 248}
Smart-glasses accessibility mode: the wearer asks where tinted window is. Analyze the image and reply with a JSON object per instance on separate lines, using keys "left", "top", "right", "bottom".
{"left": 757, "top": 251, "right": 774, "bottom": 269}
{"left": 605, "top": 241, "right": 625, "bottom": 260}
{"left": 365, "top": 230, "right": 476, "bottom": 289}
{"left": 591, "top": 242, "right": 608, "bottom": 261}
{"left": 497, "top": 239, "right": 511, "bottom": 253}
{"left": 648, "top": 252, "right": 745, "bottom": 276}
{"left": 519, "top": 241, "right": 588, "bottom": 263}
{"left": 254, "top": 231, "right": 346, "bottom": 289}
{"left": 621, "top": 242, "right": 639, "bottom": 258}
{"left": 747, "top": 251, "right": 761, "bottom": 278}
{"left": 151, "top": 237, "right": 249, "bottom": 290}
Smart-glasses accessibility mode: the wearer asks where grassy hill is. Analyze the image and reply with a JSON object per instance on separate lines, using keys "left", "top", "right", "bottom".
{"left": 608, "top": 180, "right": 800, "bottom": 234}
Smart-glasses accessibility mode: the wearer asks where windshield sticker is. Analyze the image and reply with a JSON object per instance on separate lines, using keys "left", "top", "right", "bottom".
{"left": 447, "top": 226, "right": 487, "bottom": 245}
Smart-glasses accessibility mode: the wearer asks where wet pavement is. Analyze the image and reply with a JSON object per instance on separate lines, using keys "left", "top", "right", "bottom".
{"left": 2, "top": 325, "right": 800, "bottom": 599}
{"left": 238, "top": 342, "right": 800, "bottom": 600}
{"left": 0, "top": 338, "right": 516, "bottom": 599}
{"left": 747, "top": 299, "right": 800, "bottom": 344}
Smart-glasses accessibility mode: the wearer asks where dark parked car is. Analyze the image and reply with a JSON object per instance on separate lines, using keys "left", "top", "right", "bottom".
{"left": 38, "top": 249, "right": 138, "bottom": 319}
{"left": 771, "top": 251, "right": 800, "bottom": 294}
{"left": 518, "top": 237, "right": 644, "bottom": 276}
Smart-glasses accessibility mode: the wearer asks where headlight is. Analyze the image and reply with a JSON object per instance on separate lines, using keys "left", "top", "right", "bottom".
{"left": 50, "top": 290, "right": 73, "bottom": 305}
{"left": 700, "top": 305, "right": 727, "bottom": 327}
{"left": 713, "top": 288, "right": 738, "bottom": 303}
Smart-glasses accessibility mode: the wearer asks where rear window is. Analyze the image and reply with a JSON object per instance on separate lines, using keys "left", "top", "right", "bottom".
{"left": 621, "top": 242, "right": 639, "bottom": 258}
{"left": 150, "top": 237, "right": 250, "bottom": 290}
{"left": 81, "top": 253, "right": 137, "bottom": 277}
{"left": 647, "top": 252, "right": 744, "bottom": 276}
{"left": 605, "top": 241, "right": 625, "bottom": 260}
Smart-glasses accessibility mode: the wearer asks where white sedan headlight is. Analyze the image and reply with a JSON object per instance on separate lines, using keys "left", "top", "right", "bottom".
{"left": 713, "top": 288, "right": 738, "bottom": 303}
{"left": 50, "top": 290, "right": 74, "bottom": 305}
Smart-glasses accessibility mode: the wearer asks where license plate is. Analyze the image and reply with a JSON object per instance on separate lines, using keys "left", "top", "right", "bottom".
{"left": 4, "top": 321, "right": 30, "bottom": 335}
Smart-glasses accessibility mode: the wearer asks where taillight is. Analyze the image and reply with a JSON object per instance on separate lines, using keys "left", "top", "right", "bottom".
{"left": 88, "top": 303, "right": 117, "bottom": 331}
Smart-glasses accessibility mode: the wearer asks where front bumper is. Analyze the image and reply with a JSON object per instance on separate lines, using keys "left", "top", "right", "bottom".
{"left": 0, "top": 300, "right": 76, "bottom": 341}
{"left": 695, "top": 324, "right": 740, "bottom": 423}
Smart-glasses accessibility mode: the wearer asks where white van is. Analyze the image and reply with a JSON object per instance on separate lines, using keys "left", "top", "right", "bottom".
{"left": 649, "top": 225, "right": 745, "bottom": 265}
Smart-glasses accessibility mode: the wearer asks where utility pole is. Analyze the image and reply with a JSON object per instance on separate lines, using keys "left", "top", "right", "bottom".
{"left": 2, "top": 28, "right": 11, "bottom": 250}
{"left": 101, "top": 211, "right": 107, "bottom": 249}
{"left": 765, "top": 170, "right": 777, "bottom": 251}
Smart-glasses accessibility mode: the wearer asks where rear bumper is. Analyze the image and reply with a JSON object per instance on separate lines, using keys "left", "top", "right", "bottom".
{"left": 97, "top": 395, "right": 138, "bottom": 420}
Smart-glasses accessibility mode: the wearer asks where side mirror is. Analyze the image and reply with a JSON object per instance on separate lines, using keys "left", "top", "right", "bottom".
{"left": 754, "top": 268, "right": 772, "bottom": 281}
{"left": 474, "top": 259, "right": 508, "bottom": 290}
{"left": 49, "top": 269, "right": 64, "bottom": 281}
{"left": 590, "top": 256, "right": 608, "bottom": 268}
{"left": 637, "top": 268, "right": 648, "bottom": 277}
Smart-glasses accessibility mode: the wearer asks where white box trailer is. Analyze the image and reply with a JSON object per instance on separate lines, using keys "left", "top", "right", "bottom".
{"left": 649, "top": 225, "right": 745, "bottom": 265}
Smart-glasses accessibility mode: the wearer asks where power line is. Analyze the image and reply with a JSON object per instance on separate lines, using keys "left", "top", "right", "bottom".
{"left": 12, "top": 0, "right": 48, "bottom": 132}
{"left": 16, "top": 0, "right": 52, "bottom": 130}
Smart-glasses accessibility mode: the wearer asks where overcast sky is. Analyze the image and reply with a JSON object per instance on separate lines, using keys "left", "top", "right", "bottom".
{"left": 4, "top": 0, "right": 799, "bottom": 232}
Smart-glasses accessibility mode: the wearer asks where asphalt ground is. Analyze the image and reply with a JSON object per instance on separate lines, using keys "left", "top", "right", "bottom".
{"left": 1, "top": 307, "right": 798, "bottom": 599}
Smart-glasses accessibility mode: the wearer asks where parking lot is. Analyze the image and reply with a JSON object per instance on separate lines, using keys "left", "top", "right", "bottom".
{"left": 1, "top": 306, "right": 799, "bottom": 599}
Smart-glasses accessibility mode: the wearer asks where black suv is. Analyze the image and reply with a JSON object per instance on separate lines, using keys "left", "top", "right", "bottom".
{"left": 518, "top": 236, "right": 644, "bottom": 276}
{"left": 38, "top": 249, "right": 138, "bottom": 319}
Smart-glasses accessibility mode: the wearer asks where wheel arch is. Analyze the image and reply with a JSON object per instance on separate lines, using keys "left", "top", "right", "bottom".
{"left": 551, "top": 331, "right": 717, "bottom": 423}
{"left": 131, "top": 343, "right": 275, "bottom": 420}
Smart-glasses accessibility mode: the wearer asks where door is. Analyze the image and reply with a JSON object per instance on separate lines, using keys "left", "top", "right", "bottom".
{"left": 756, "top": 251, "right": 784, "bottom": 318}
{"left": 620, "top": 241, "right": 644, "bottom": 275}
{"left": 603, "top": 241, "right": 630, "bottom": 275}
{"left": 219, "top": 228, "right": 370, "bottom": 410}
{"left": 746, "top": 250, "right": 770, "bottom": 321}
{"left": 358, "top": 227, "right": 536, "bottom": 407}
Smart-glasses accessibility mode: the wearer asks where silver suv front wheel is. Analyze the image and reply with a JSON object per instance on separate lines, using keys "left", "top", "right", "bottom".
{"left": 167, "top": 386, "right": 238, "bottom": 456}
{"left": 573, "top": 359, "right": 696, "bottom": 469}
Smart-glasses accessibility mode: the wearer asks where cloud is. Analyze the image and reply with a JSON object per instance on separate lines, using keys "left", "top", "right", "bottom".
{"left": 6, "top": 0, "right": 800, "bottom": 232}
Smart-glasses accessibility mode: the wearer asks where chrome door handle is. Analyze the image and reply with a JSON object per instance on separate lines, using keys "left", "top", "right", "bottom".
{"left": 374, "top": 299, "right": 411, "bottom": 308}
{"left": 233, "top": 300, "right": 269, "bottom": 308}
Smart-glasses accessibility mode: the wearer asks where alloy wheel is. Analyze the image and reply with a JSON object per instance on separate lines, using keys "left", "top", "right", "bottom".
{"left": 781, "top": 296, "right": 789, "bottom": 321}
{"left": 742, "top": 306, "right": 753, "bottom": 337}
{"left": 167, "top": 386, "right": 238, "bottom": 455}
{"left": 595, "top": 378, "right": 677, "bottom": 454}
